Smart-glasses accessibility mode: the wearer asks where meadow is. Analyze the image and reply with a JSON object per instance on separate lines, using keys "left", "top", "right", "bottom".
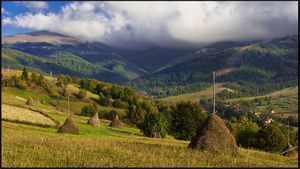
{"left": 1, "top": 69, "right": 298, "bottom": 167}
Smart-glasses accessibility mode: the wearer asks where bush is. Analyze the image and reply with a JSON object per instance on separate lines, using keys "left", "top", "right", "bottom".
{"left": 81, "top": 105, "right": 96, "bottom": 117}
{"left": 113, "top": 99, "right": 128, "bottom": 109}
{"left": 255, "top": 123, "right": 287, "bottom": 152}
{"left": 170, "top": 102, "right": 207, "bottom": 140}
{"left": 233, "top": 117, "right": 260, "bottom": 148}
{"left": 77, "top": 89, "right": 87, "bottom": 100}
{"left": 15, "top": 78, "right": 28, "bottom": 90}
{"left": 139, "top": 112, "right": 168, "bottom": 138}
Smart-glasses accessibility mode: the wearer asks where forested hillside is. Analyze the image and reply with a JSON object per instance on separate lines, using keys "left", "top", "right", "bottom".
{"left": 130, "top": 35, "right": 298, "bottom": 98}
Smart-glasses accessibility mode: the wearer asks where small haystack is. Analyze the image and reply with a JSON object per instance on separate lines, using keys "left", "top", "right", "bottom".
{"left": 188, "top": 113, "right": 238, "bottom": 154}
{"left": 87, "top": 112, "right": 100, "bottom": 126}
{"left": 109, "top": 114, "right": 124, "bottom": 128}
{"left": 282, "top": 142, "right": 297, "bottom": 157}
{"left": 57, "top": 117, "right": 80, "bottom": 134}
{"left": 26, "top": 97, "right": 34, "bottom": 106}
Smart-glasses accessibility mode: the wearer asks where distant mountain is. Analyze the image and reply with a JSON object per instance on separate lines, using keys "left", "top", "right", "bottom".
{"left": 2, "top": 31, "right": 297, "bottom": 97}
{"left": 2, "top": 30, "right": 81, "bottom": 45}
{"left": 2, "top": 31, "right": 149, "bottom": 82}
{"left": 130, "top": 35, "right": 298, "bottom": 97}
{"left": 120, "top": 47, "right": 192, "bottom": 72}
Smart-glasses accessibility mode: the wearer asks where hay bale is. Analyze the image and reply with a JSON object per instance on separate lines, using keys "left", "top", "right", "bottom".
{"left": 26, "top": 97, "right": 34, "bottom": 106}
{"left": 109, "top": 114, "right": 124, "bottom": 128}
{"left": 57, "top": 117, "right": 80, "bottom": 134}
{"left": 188, "top": 113, "right": 238, "bottom": 154}
{"left": 87, "top": 112, "right": 100, "bottom": 126}
{"left": 282, "top": 142, "right": 297, "bottom": 157}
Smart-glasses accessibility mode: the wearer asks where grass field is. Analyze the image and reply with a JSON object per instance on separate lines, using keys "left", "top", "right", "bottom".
{"left": 1, "top": 69, "right": 298, "bottom": 167}
{"left": 162, "top": 83, "right": 226, "bottom": 103}
{"left": 2, "top": 104, "right": 56, "bottom": 127}
{"left": 1, "top": 90, "right": 298, "bottom": 167}
{"left": 2, "top": 111, "right": 298, "bottom": 167}
{"left": 228, "top": 86, "right": 298, "bottom": 116}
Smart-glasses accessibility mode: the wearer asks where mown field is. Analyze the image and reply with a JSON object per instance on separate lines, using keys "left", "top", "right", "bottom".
{"left": 162, "top": 83, "right": 226, "bottom": 103}
{"left": 228, "top": 86, "right": 298, "bottom": 117}
{"left": 2, "top": 115, "right": 298, "bottom": 167}
{"left": 1, "top": 90, "right": 298, "bottom": 167}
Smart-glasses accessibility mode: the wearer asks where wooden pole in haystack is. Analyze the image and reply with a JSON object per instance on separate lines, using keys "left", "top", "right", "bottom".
{"left": 287, "top": 119, "right": 289, "bottom": 144}
{"left": 212, "top": 71, "right": 216, "bottom": 114}
{"left": 68, "top": 93, "right": 71, "bottom": 117}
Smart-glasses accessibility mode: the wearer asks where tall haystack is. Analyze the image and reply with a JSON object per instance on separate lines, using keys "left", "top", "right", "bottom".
{"left": 26, "top": 97, "right": 34, "bottom": 106}
{"left": 188, "top": 113, "right": 238, "bottom": 154}
{"left": 109, "top": 114, "right": 124, "bottom": 128}
{"left": 87, "top": 112, "right": 100, "bottom": 126}
{"left": 282, "top": 142, "right": 297, "bottom": 157}
{"left": 57, "top": 117, "right": 80, "bottom": 134}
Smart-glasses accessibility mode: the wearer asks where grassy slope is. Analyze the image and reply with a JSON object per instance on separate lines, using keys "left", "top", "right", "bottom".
{"left": 228, "top": 86, "right": 298, "bottom": 116}
{"left": 162, "top": 83, "right": 226, "bottom": 103}
{"left": 2, "top": 113, "right": 297, "bottom": 167}
{"left": 1, "top": 70, "right": 298, "bottom": 167}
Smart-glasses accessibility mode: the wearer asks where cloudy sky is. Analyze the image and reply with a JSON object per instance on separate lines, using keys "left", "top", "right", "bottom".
{"left": 2, "top": 1, "right": 298, "bottom": 49}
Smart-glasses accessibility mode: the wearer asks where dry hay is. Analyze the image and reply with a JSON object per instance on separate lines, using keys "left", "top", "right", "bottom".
{"left": 87, "top": 112, "right": 100, "bottom": 126}
{"left": 188, "top": 113, "right": 238, "bottom": 155}
{"left": 57, "top": 117, "right": 80, "bottom": 134}
{"left": 282, "top": 142, "right": 297, "bottom": 157}
{"left": 26, "top": 97, "right": 34, "bottom": 106}
{"left": 1, "top": 104, "right": 56, "bottom": 127}
{"left": 109, "top": 114, "right": 124, "bottom": 128}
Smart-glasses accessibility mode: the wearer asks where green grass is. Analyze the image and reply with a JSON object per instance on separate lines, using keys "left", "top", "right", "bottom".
{"left": 162, "top": 83, "right": 226, "bottom": 103}
{"left": 2, "top": 119, "right": 297, "bottom": 167}
{"left": 1, "top": 90, "right": 298, "bottom": 167}
{"left": 227, "top": 86, "right": 298, "bottom": 116}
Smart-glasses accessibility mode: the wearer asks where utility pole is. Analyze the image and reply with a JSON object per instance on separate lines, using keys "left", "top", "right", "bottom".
{"left": 212, "top": 71, "right": 216, "bottom": 114}
{"left": 7, "top": 65, "right": 9, "bottom": 73}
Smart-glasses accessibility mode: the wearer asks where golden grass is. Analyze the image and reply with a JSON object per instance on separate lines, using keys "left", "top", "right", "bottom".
{"left": 67, "top": 84, "right": 99, "bottom": 100}
{"left": 2, "top": 104, "right": 56, "bottom": 127}
{"left": 162, "top": 83, "right": 225, "bottom": 103}
{"left": 2, "top": 121, "right": 297, "bottom": 168}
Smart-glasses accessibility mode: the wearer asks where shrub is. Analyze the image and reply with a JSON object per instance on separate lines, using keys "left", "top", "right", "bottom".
{"left": 113, "top": 99, "right": 128, "bottom": 109}
{"left": 139, "top": 112, "right": 168, "bottom": 138}
{"left": 170, "top": 102, "right": 207, "bottom": 140}
{"left": 15, "top": 78, "right": 28, "bottom": 90}
{"left": 233, "top": 117, "right": 260, "bottom": 148}
{"left": 77, "top": 89, "right": 87, "bottom": 100}
{"left": 255, "top": 123, "right": 287, "bottom": 152}
{"left": 81, "top": 105, "right": 96, "bottom": 117}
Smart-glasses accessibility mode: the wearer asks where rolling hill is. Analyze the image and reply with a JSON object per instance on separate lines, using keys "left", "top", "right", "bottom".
{"left": 130, "top": 35, "right": 298, "bottom": 98}
{"left": 2, "top": 31, "right": 148, "bottom": 83}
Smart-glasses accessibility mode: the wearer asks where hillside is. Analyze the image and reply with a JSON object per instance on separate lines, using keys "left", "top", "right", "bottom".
{"left": 227, "top": 86, "right": 298, "bottom": 116}
{"left": 2, "top": 31, "right": 148, "bottom": 82}
{"left": 130, "top": 35, "right": 298, "bottom": 98}
{"left": 162, "top": 83, "right": 226, "bottom": 103}
{"left": 1, "top": 68, "right": 298, "bottom": 167}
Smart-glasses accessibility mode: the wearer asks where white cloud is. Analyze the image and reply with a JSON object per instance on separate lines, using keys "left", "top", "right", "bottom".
{"left": 2, "top": 1, "right": 298, "bottom": 49}
{"left": 2, "top": 7, "right": 10, "bottom": 15}
{"left": 16, "top": 1, "right": 48, "bottom": 10}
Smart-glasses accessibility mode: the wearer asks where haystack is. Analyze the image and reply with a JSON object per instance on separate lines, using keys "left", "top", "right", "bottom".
{"left": 26, "top": 97, "right": 34, "bottom": 106}
{"left": 282, "top": 142, "right": 297, "bottom": 157}
{"left": 109, "top": 114, "right": 124, "bottom": 128}
{"left": 87, "top": 112, "right": 100, "bottom": 126}
{"left": 57, "top": 117, "right": 80, "bottom": 134}
{"left": 188, "top": 113, "right": 238, "bottom": 154}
